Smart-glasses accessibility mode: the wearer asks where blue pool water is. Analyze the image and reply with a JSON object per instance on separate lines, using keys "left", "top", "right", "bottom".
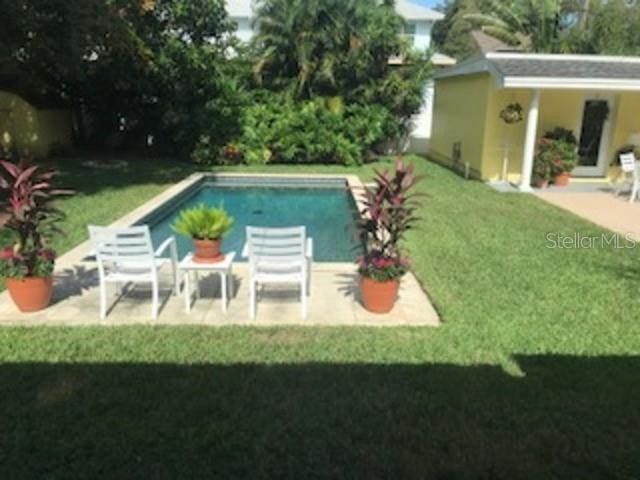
{"left": 145, "top": 179, "right": 361, "bottom": 262}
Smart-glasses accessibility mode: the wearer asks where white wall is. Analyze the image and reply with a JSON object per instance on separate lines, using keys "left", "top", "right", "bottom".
{"left": 230, "top": 15, "right": 436, "bottom": 52}
{"left": 406, "top": 21, "right": 436, "bottom": 152}
{"left": 412, "top": 21, "right": 433, "bottom": 50}
{"left": 405, "top": 81, "right": 434, "bottom": 153}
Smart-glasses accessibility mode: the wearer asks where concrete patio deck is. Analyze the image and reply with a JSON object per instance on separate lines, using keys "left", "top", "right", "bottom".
{"left": 535, "top": 185, "right": 640, "bottom": 241}
{"left": 0, "top": 262, "right": 439, "bottom": 327}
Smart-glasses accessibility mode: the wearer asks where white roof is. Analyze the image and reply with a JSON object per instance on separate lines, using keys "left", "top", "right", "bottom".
{"left": 395, "top": 0, "right": 444, "bottom": 21}
{"left": 226, "top": 0, "right": 444, "bottom": 21}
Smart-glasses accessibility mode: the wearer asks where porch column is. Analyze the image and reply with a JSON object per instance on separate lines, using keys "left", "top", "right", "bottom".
{"left": 519, "top": 89, "right": 540, "bottom": 192}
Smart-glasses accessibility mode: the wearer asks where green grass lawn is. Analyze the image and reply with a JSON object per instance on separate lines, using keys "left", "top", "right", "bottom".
{"left": 1, "top": 155, "right": 640, "bottom": 478}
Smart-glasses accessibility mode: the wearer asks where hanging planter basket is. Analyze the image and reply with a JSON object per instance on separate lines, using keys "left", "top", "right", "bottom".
{"left": 499, "top": 103, "right": 524, "bottom": 124}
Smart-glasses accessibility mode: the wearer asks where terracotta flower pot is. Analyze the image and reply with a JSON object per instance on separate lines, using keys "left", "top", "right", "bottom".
{"left": 193, "top": 239, "right": 224, "bottom": 263}
{"left": 360, "top": 276, "right": 400, "bottom": 314}
{"left": 533, "top": 178, "right": 549, "bottom": 189}
{"left": 553, "top": 172, "right": 571, "bottom": 186}
{"left": 5, "top": 276, "right": 54, "bottom": 312}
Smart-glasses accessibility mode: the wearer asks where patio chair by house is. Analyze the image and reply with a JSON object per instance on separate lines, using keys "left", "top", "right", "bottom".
{"left": 617, "top": 152, "right": 640, "bottom": 203}
{"left": 88, "top": 225, "right": 178, "bottom": 320}
{"left": 243, "top": 226, "right": 313, "bottom": 320}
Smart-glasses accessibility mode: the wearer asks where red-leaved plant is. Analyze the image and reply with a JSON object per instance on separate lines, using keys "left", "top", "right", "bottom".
{"left": 357, "top": 157, "right": 422, "bottom": 282}
{"left": 0, "top": 160, "right": 69, "bottom": 279}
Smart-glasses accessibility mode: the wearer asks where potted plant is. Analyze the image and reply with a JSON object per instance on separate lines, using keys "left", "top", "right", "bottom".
{"left": 357, "top": 157, "right": 422, "bottom": 314}
{"left": 0, "top": 160, "right": 69, "bottom": 312}
{"left": 172, "top": 204, "right": 234, "bottom": 263}
{"left": 539, "top": 128, "right": 579, "bottom": 186}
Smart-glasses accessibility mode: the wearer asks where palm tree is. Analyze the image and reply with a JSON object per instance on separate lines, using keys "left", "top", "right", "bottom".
{"left": 252, "top": 0, "right": 342, "bottom": 97}
{"left": 251, "top": 0, "right": 403, "bottom": 99}
{"left": 465, "top": 0, "right": 566, "bottom": 52}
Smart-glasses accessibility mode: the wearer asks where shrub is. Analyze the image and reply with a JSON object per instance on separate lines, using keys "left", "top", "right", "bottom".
{"left": 172, "top": 204, "right": 234, "bottom": 240}
{"left": 237, "top": 96, "right": 393, "bottom": 165}
{"left": 535, "top": 130, "right": 579, "bottom": 177}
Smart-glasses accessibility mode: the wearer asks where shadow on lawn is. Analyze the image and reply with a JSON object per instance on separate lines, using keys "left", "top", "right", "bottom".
{"left": 1, "top": 355, "right": 639, "bottom": 479}
{"left": 53, "top": 155, "right": 198, "bottom": 196}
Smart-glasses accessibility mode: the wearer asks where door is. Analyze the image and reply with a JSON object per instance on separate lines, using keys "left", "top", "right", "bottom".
{"left": 573, "top": 96, "right": 614, "bottom": 177}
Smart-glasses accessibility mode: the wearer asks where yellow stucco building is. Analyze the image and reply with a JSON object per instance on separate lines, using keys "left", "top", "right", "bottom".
{"left": 0, "top": 90, "right": 73, "bottom": 158}
{"left": 429, "top": 53, "right": 640, "bottom": 190}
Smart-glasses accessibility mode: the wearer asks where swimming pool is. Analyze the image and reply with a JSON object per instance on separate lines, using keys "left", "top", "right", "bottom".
{"left": 141, "top": 176, "right": 362, "bottom": 262}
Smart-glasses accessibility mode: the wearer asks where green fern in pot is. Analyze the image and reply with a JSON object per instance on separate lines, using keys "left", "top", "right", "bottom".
{"left": 172, "top": 204, "right": 234, "bottom": 263}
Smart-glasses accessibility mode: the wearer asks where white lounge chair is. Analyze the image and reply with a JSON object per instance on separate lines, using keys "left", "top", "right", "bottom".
{"left": 617, "top": 152, "right": 640, "bottom": 203}
{"left": 88, "top": 225, "right": 178, "bottom": 320}
{"left": 243, "top": 226, "right": 312, "bottom": 320}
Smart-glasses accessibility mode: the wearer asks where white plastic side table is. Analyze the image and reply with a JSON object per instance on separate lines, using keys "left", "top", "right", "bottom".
{"left": 179, "top": 252, "right": 236, "bottom": 313}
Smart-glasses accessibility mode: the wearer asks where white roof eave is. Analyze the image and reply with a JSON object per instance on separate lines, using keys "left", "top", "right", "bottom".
{"left": 502, "top": 76, "right": 640, "bottom": 91}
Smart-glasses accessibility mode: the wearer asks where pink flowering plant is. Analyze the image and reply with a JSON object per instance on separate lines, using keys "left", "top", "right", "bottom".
{"left": 0, "top": 160, "right": 70, "bottom": 279}
{"left": 357, "top": 157, "right": 422, "bottom": 282}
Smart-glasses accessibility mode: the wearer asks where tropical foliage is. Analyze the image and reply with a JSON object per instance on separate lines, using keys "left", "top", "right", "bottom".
{"left": 571, "top": 0, "right": 640, "bottom": 55}
{"left": 435, "top": 0, "right": 640, "bottom": 58}
{"left": 358, "top": 157, "right": 422, "bottom": 282}
{"left": 252, "top": 0, "right": 429, "bottom": 108}
{"left": 246, "top": 0, "right": 432, "bottom": 160}
{"left": 172, "top": 204, "right": 234, "bottom": 241}
{"left": 464, "top": 0, "right": 571, "bottom": 52}
{"left": 0, "top": 160, "right": 69, "bottom": 279}
{"left": 432, "top": 0, "right": 495, "bottom": 59}
{"left": 235, "top": 96, "right": 392, "bottom": 166}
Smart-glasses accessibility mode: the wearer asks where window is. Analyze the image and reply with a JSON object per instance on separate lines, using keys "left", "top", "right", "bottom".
{"left": 401, "top": 22, "right": 417, "bottom": 47}
{"left": 403, "top": 23, "right": 417, "bottom": 36}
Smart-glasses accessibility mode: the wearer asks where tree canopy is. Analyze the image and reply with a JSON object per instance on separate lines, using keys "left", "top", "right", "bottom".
{"left": 1, "top": 0, "right": 242, "bottom": 153}
{"left": 432, "top": 0, "right": 490, "bottom": 59}
{"left": 465, "top": 0, "right": 567, "bottom": 52}
{"left": 433, "top": 0, "right": 640, "bottom": 58}
{"left": 1, "top": 0, "right": 434, "bottom": 164}
{"left": 578, "top": 0, "right": 640, "bottom": 55}
{"left": 251, "top": 0, "right": 431, "bottom": 121}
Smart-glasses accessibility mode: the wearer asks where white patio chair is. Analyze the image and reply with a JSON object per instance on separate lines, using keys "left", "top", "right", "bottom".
{"left": 617, "top": 152, "right": 640, "bottom": 203}
{"left": 243, "top": 226, "right": 313, "bottom": 320}
{"left": 88, "top": 225, "right": 178, "bottom": 320}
